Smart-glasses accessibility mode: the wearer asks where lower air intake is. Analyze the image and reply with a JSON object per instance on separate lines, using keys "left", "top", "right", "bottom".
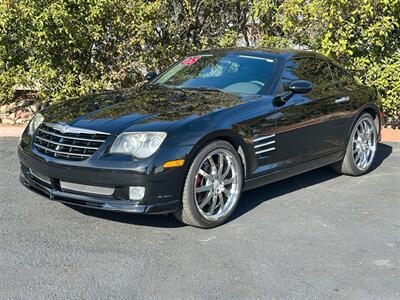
{"left": 60, "top": 181, "right": 115, "bottom": 198}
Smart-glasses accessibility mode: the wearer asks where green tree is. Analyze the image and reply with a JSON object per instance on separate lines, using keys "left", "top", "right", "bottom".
{"left": 251, "top": 0, "right": 400, "bottom": 122}
{"left": 0, "top": 0, "right": 250, "bottom": 103}
{"left": 0, "top": 0, "right": 399, "bottom": 124}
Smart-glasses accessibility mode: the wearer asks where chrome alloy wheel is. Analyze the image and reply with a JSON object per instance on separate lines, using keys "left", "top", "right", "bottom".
{"left": 352, "top": 118, "right": 377, "bottom": 170}
{"left": 194, "top": 149, "right": 240, "bottom": 220}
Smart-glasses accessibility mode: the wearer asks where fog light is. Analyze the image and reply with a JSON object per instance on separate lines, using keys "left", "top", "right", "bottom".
{"left": 129, "top": 186, "right": 145, "bottom": 201}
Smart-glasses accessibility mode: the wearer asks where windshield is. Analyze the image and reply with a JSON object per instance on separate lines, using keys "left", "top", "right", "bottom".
{"left": 152, "top": 54, "right": 277, "bottom": 95}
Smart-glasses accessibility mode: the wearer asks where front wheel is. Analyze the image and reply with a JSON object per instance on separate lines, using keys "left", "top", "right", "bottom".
{"left": 174, "top": 140, "right": 243, "bottom": 228}
{"left": 332, "top": 113, "right": 378, "bottom": 176}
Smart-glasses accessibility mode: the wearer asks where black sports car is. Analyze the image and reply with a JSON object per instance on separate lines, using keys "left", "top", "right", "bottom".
{"left": 18, "top": 48, "right": 381, "bottom": 228}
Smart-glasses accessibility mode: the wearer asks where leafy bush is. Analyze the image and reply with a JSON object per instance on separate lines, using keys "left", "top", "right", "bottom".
{"left": 0, "top": 0, "right": 249, "bottom": 103}
{"left": 252, "top": 0, "right": 400, "bottom": 125}
{"left": 0, "top": 0, "right": 399, "bottom": 125}
{"left": 0, "top": 0, "right": 164, "bottom": 102}
{"left": 364, "top": 52, "right": 400, "bottom": 127}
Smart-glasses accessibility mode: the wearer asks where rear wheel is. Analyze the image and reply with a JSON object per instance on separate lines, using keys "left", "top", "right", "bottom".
{"left": 174, "top": 140, "right": 243, "bottom": 228}
{"left": 332, "top": 113, "right": 377, "bottom": 176}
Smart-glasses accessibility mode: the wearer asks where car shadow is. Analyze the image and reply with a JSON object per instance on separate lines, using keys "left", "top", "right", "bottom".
{"left": 369, "top": 142, "right": 393, "bottom": 172}
{"left": 64, "top": 204, "right": 186, "bottom": 228}
{"left": 65, "top": 143, "right": 393, "bottom": 228}
{"left": 229, "top": 142, "right": 393, "bottom": 222}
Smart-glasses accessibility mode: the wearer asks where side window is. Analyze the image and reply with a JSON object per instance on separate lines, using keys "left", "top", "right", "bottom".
{"left": 281, "top": 58, "right": 333, "bottom": 89}
{"left": 330, "top": 64, "right": 354, "bottom": 83}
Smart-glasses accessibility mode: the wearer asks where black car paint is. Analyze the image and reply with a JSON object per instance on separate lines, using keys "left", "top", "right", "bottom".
{"left": 18, "top": 48, "right": 381, "bottom": 214}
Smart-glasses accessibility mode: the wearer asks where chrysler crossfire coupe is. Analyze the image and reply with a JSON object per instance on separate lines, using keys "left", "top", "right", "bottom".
{"left": 18, "top": 48, "right": 381, "bottom": 228}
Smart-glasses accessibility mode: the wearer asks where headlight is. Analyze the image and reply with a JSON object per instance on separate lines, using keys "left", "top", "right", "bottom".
{"left": 28, "top": 113, "right": 44, "bottom": 135}
{"left": 110, "top": 132, "right": 167, "bottom": 158}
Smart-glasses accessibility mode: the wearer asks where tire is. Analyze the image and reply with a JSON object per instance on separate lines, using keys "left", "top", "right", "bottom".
{"left": 331, "top": 113, "right": 378, "bottom": 176}
{"left": 173, "top": 140, "right": 243, "bottom": 228}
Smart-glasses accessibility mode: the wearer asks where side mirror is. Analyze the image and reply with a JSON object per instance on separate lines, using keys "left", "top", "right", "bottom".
{"left": 287, "top": 80, "right": 313, "bottom": 94}
{"left": 145, "top": 70, "right": 158, "bottom": 82}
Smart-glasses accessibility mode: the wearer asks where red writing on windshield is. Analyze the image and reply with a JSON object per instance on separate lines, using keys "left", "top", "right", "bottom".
{"left": 180, "top": 56, "right": 202, "bottom": 66}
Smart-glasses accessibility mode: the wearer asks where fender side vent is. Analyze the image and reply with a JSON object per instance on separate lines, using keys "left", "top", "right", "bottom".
{"left": 253, "top": 134, "right": 276, "bottom": 156}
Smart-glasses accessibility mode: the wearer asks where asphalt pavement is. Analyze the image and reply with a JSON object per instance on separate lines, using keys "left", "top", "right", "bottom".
{"left": 1, "top": 138, "right": 399, "bottom": 299}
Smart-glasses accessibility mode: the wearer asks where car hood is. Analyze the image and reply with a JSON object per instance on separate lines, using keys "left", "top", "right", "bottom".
{"left": 41, "top": 86, "right": 246, "bottom": 134}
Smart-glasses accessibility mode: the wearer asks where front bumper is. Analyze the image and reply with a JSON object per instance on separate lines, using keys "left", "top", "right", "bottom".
{"left": 18, "top": 144, "right": 190, "bottom": 214}
{"left": 19, "top": 171, "right": 179, "bottom": 213}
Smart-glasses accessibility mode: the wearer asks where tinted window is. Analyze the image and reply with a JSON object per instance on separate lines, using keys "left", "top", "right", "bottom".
{"left": 330, "top": 64, "right": 354, "bottom": 83}
{"left": 153, "top": 54, "right": 277, "bottom": 95}
{"left": 282, "top": 58, "right": 333, "bottom": 87}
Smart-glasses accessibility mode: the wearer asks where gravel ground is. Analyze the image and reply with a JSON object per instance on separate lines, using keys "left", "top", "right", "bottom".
{"left": 1, "top": 138, "right": 399, "bottom": 299}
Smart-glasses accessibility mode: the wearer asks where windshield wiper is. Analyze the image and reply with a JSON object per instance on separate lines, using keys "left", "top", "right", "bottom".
{"left": 151, "top": 82, "right": 174, "bottom": 89}
{"left": 151, "top": 83, "right": 226, "bottom": 94}
{"left": 179, "top": 86, "right": 226, "bottom": 93}
{"left": 150, "top": 83, "right": 186, "bottom": 93}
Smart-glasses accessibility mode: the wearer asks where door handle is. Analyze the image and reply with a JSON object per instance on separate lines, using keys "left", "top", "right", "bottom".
{"left": 335, "top": 96, "right": 350, "bottom": 104}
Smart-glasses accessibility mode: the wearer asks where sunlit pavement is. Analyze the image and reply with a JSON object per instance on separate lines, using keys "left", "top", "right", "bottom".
{"left": 1, "top": 138, "right": 399, "bottom": 299}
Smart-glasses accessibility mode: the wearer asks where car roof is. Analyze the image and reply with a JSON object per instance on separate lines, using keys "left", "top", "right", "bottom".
{"left": 196, "top": 47, "right": 330, "bottom": 61}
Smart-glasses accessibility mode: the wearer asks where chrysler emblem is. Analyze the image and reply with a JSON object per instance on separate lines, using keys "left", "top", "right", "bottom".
{"left": 60, "top": 125, "right": 70, "bottom": 133}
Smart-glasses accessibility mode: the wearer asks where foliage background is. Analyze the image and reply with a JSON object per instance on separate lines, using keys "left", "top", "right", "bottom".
{"left": 0, "top": 0, "right": 399, "bottom": 125}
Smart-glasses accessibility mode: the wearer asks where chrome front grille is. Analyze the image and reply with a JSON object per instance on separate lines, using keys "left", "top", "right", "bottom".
{"left": 253, "top": 134, "right": 276, "bottom": 156}
{"left": 34, "top": 123, "right": 110, "bottom": 161}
